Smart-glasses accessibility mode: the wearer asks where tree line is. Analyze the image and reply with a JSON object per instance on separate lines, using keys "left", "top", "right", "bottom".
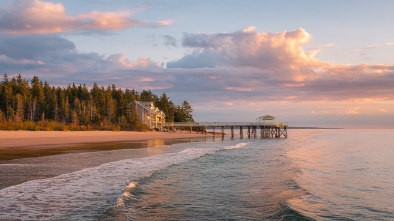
{"left": 0, "top": 74, "right": 194, "bottom": 131}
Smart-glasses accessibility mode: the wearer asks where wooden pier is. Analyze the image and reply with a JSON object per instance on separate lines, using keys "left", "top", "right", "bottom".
{"left": 164, "top": 122, "right": 288, "bottom": 139}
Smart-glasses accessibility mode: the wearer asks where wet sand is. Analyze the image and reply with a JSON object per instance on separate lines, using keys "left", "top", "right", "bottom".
{"left": 0, "top": 130, "right": 208, "bottom": 161}
{"left": 0, "top": 130, "right": 210, "bottom": 189}
{"left": 0, "top": 130, "right": 207, "bottom": 149}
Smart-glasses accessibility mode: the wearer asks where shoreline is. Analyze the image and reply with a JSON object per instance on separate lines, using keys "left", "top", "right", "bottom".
{"left": 0, "top": 130, "right": 208, "bottom": 161}
{"left": 0, "top": 130, "right": 210, "bottom": 189}
{"left": 0, "top": 130, "right": 207, "bottom": 148}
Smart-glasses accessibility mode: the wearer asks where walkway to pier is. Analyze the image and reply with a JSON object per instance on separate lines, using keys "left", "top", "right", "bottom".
{"left": 164, "top": 122, "right": 288, "bottom": 138}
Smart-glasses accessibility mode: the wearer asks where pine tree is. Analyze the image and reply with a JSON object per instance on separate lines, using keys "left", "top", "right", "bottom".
{"left": 156, "top": 93, "right": 174, "bottom": 122}
{"left": 0, "top": 74, "right": 194, "bottom": 130}
{"left": 14, "top": 94, "right": 24, "bottom": 123}
{"left": 181, "top": 100, "right": 194, "bottom": 122}
{"left": 140, "top": 90, "right": 158, "bottom": 102}
{"left": 0, "top": 74, "right": 14, "bottom": 119}
{"left": 30, "top": 76, "right": 45, "bottom": 121}
{"left": 174, "top": 100, "right": 194, "bottom": 122}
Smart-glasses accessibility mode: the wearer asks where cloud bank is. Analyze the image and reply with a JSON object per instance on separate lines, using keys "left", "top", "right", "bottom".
{"left": 165, "top": 27, "right": 394, "bottom": 103}
{"left": 168, "top": 27, "right": 319, "bottom": 70}
{"left": 0, "top": 0, "right": 172, "bottom": 35}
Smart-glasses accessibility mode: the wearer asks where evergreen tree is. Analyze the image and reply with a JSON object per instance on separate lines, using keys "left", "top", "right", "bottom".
{"left": 140, "top": 90, "right": 158, "bottom": 102}
{"left": 0, "top": 74, "right": 12, "bottom": 119}
{"left": 30, "top": 76, "right": 45, "bottom": 121}
{"left": 0, "top": 74, "right": 194, "bottom": 131}
{"left": 14, "top": 94, "right": 24, "bottom": 123}
{"left": 181, "top": 100, "right": 194, "bottom": 122}
{"left": 174, "top": 100, "right": 194, "bottom": 122}
{"left": 156, "top": 93, "right": 174, "bottom": 122}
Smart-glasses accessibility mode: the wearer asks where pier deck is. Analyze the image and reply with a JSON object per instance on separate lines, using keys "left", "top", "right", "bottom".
{"left": 164, "top": 122, "right": 288, "bottom": 138}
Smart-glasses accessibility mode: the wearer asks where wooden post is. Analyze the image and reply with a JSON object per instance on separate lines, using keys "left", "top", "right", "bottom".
{"left": 253, "top": 127, "right": 257, "bottom": 138}
{"left": 260, "top": 126, "right": 263, "bottom": 139}
{"left": 221, "top": 126, "right": 224, "bottom": 140}
{"left": 231, "top": 126, "right": 234, "bottom": 139}
{"left": 248, "top": 126, "right": 251, "bottom": 139}
{"left": 281, "top": 126, "right": 288, "bottom": 138}
{"left": 240, "top": 126, "right": 243, "bottom": 139}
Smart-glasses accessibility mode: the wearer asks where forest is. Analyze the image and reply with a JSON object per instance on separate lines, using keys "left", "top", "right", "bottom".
{"left": 0, "top": 74, "right": 194, "bottom": 131}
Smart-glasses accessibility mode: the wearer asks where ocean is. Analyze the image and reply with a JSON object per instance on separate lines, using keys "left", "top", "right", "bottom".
{"left": 0, "top": 129, "right": 393, "bottom": 220}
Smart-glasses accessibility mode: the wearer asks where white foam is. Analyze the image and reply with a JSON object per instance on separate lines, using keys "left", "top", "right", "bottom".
{"left": 0, "top": 163, "right": 27, "bottom": 167}
{"left": 0, "top": 147, "right": 216, "bottom": 220}
{"left": 116, "top": 197, "right": 125, "bottom": 207}
{"left": 122, "top": 191, "right": 132, "bottom": 198}
{"left": 223, "top": 142, "right": 249, "bottom": 150}
{"left": 116, "top": 181, "right": 138, "bottom": 208}
{"left": 125, "top": 181, "right": 137, "bottom": 190}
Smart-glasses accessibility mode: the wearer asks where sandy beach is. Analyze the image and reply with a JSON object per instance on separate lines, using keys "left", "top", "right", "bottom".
{"left": 0, "top": 130, "right": 207, "bottom": 149}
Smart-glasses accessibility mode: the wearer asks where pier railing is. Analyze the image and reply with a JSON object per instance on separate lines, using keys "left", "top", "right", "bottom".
{"left": 164, "top": 122, "right": 288, "bottom": 138}
{"left": 164, "top": 122, "right": 288, "bottom": 128}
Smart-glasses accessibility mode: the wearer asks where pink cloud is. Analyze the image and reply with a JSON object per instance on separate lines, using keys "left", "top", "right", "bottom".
{"left": 225, "top": 86, "right": 253, "bottom": 92}
{"left": 107, "top": 54, "right": 163, "bottom": 69}
{"left": 168, "top": 28, "right": 326, "bottom": 80}
{"left": 0, "top": 0, "right": 172, "bottom": 35}
{"left": 306, "top": 43, "right": 334, "bottom": 58}
{"left": 365, "top": 42, "right": 394, "bottom": 49}
{"left": 139, "top": 77, "right": 154, "bottom": 82}
{"left": 0, "top": 54, "right": 44, "bottom": 65}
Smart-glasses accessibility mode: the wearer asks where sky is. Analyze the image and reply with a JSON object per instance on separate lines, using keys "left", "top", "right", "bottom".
{"left": 1, "top": 0, "right": 394, "bottom": 128}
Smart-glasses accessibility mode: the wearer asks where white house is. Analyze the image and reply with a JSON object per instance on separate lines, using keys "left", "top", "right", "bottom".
{"left": 256, "top": 115, "right": 275, "bottom": 125}
{"left": 132, "top": 101, "right": 166, "bottom": 130}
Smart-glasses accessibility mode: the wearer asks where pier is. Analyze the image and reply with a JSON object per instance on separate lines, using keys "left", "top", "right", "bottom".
{"left": 164, "top": 122, "right": 288, "bottom": 139}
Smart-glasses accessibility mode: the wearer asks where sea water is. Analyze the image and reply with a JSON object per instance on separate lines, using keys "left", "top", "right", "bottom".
{"left": 1, "top": 129, "right": 393, "bottom": 220}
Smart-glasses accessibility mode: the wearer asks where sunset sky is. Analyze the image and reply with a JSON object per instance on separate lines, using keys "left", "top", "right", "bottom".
{"left": 1, "top": 0, "right": 394, "bottom": 128}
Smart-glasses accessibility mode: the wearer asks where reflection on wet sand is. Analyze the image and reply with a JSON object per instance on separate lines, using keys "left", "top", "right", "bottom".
{"left": 0, "top": 137, "right": 210, "bottom": 161}
{"left": 0, "top": 137, "right": 211, "bottom": 190}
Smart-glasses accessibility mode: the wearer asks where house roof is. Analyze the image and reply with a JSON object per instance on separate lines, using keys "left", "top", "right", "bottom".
{"left": 262, "top": 115, "right": 275, "bottom": 119}
{"left": 256, "top": 115, "right": 275, "bottom": 121}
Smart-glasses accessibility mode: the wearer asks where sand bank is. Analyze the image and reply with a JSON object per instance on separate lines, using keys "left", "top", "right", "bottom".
{"left": 0, "top": 130, "right": 207, "bottom": 149}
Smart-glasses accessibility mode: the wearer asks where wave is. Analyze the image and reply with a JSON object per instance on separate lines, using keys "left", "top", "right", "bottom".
{"left": 0, "top": 140, "right": 252, "bottom": 220}
{"left": 0, "top": 163, "right": 28, "bottom": 166}
{"left": 116, "top": 181, "right": 138, "bottom": 207}
{"left": 268, "top": 202, "right": 316, "bottom": 221}
{"left": 0, "top": 147, "right": 217, "bottom": 221}
{"left": 223, "top": 142, "right": 249, "bottom": 150}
